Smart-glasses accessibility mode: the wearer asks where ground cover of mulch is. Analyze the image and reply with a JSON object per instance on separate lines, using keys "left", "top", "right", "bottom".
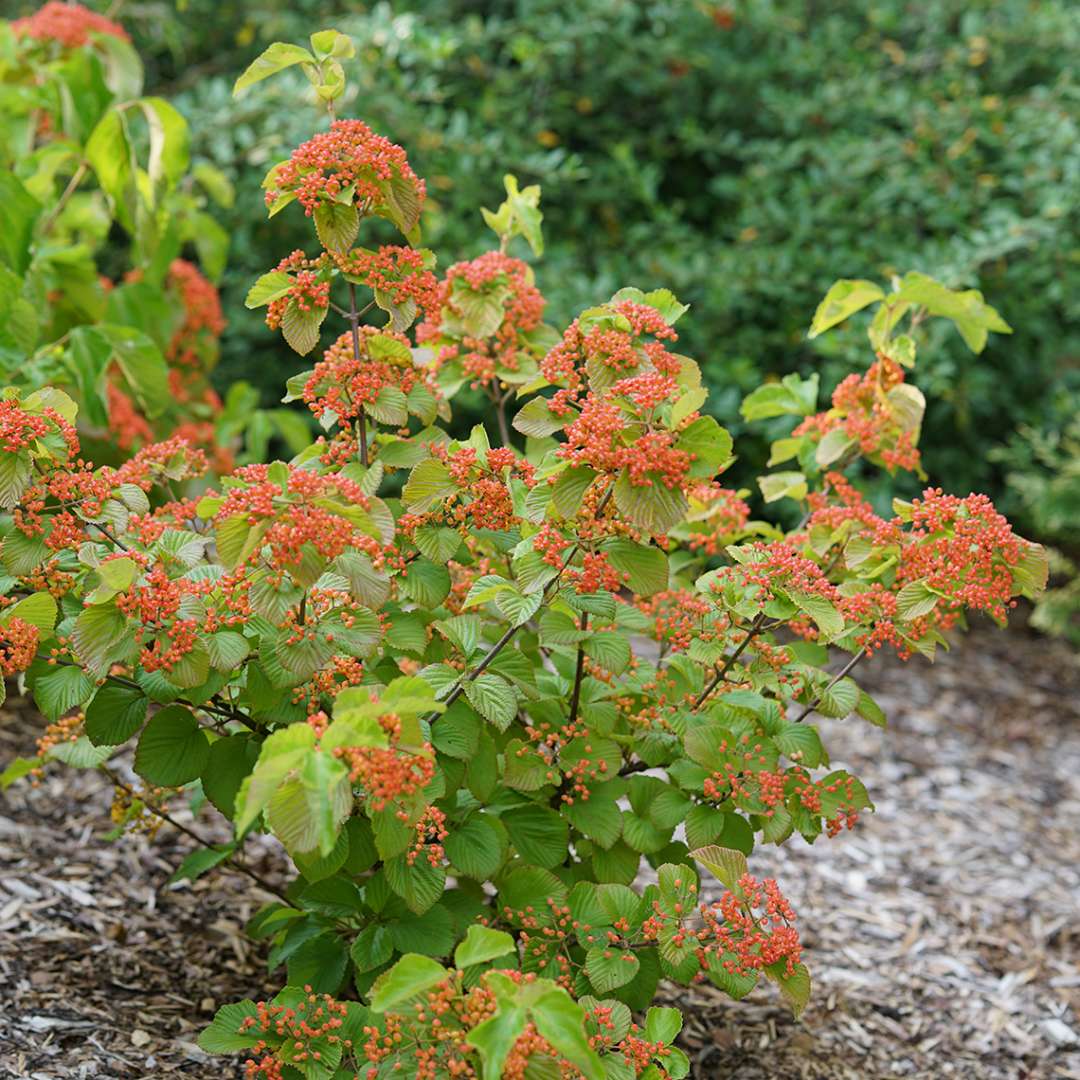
{"left": 1, "top": 619, "right": 1079, "bottom": 1079}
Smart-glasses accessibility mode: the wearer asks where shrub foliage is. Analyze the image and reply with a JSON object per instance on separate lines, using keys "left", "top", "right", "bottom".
{"left": 0, "top": 12, "right": 1049, "bottom": 1080}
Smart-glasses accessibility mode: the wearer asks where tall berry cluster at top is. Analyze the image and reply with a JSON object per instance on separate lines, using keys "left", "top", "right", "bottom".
{"left": 0, "top": 22, "right": 1047, "bottom": 1080}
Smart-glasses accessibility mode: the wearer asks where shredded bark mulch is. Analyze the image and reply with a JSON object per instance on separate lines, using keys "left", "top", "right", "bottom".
{"left": 2, "top": 619, "right": 1079, "bottom": 1079}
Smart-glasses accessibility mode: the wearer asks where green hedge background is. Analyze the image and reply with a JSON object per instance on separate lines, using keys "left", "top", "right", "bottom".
{"left": 30, "top": 0, "right": 1080, "bottom": 501}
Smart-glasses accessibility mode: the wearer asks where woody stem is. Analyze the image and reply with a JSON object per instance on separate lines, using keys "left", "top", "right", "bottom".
{"left": 437, "top": 485, "right": 615, "bottom": 715}
{"left": 567, "top": 611, "right": 589, "bottom": 726}
{"left": 693, "top": 611, "right": 767, "bottom": 710}
{"left": 494, "top": 387, "right": 511, "bottom": 447}
{"left": 347, "top": 282, "right": 369, "bottom": 467}
{"left": 100, "top": 766, "right": 290, "bottom": 904}
{"left": 792, "top": 649, "right": 865, "bottom": 723}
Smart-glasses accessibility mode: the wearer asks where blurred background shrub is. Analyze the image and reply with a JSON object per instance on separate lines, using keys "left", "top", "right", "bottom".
{"left": 13, "top": 0, "right": 1079, "bottom": 505}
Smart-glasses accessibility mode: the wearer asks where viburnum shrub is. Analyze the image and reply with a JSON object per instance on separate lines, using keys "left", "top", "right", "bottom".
{"left": 0, "top": 23, "right": 1049, "bottom": 1080}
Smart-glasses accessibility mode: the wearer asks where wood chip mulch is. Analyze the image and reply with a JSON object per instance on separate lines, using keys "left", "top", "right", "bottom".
{"left": 2, "top": 619, "right": 1079, "bottom": 1079}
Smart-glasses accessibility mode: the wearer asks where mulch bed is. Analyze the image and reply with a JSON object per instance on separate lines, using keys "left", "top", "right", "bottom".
{"left": 2, "top": 618, "right": 1079, "bottom": 1078}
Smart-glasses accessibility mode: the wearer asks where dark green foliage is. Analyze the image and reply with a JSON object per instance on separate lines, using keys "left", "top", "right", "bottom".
{"left": 130, "top": 0, "right": 1077, "bottom": 496}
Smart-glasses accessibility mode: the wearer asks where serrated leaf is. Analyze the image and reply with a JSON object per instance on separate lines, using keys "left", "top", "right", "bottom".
{"left": 691, "top": 845, "right": 748, "bottom": 890}
{"left": 281, "top": 299, "right": 327, "bottom": 355}
{"left": 314, "top": 200, "right": 359, "bottom": 251}
{"left": 463, "top": 674, "right": 517, "bottom": 731}
{"left": 84, "top": 682, "right": 147, "bottom": 746}
{"left": 455, "top": 925, "right": 516, "bottom": 969}
{"left": 198, "top": 1000, "right": 261, "bottom": 1052}
{"left": 586, "top": 946, "right": 640, "bottom": 993}
{"left": 234, "top": 42, "right": 315, "bottom": 94}
{"left": 133, "top": 705, "right": 210, "bottom": 786}
{"left": 245, "top": 270, "right": 293, "bottom": 308}
{"left": 370, "top": 954, "right": 448, "bottom": 1012}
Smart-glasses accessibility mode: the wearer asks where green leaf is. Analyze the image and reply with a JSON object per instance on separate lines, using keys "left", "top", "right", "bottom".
{"left": 377, "top": 171, "right": 423, "bottom": 237}
{"left": 494, "top": 586, "right": 543, "bottom": 627}
{"left": 245, "top": 270, "right": 294, "bottom": 309}
{"left": 84, "top": 683, "right": 147, "bottom": 746}
{"left": 351, "top": 924, "right": 394, "bottom": 973}
{"left": 893, "top": 271, "right": 1011, "bottom": 353}
{"left": 402, "top": 557, "right": 451, "bottom": 608}
{"left": 856, "top": 690, "right": 887, "bottom": 728}
{"left": 0, "top": 451, "right": 32, "bottom": 511}
{"left": 602, "top": 539, "right": 668, "bottom": 597}
{"left": 644, "top": 1006, "right": 682, "bottom": 1045}
{"left": 281, "top": 299, "right": 327, "bottom": 355}
{"left": 469, "top": 1002, "right": 529, "bottom": 1080}
{"left": 234, "top": 42, "right": 316, "bottom": 94}
{"left": 86, "top": 108, "right": 135, "bottom": 229}
{"left": 73, "top": 603, "right": 131, "bottom": 677}
{"left": 169, "top": 844, "right": 235, "bottom": 885}
{"left": 206, "top": 631, "right": 250, "bottom": 672}
{"left": 513, "top": 396, "right": 567, "bottom": 438}
{"left": 808, "top": 279, "right": 885, "bottom": 338}
{"left": 816, "top": 676, "right": 859, "bottom": 719}
{"left": 30, "top": 664, "right": 94, "bottom": 721}
{"left": 675, "top": 415, "right": 733, "bottom": 476}
{"left": 198, "top": 1000, "right": 261, "bottom": 1052}
{"left": 582, "top": 632, "right": 631, "bottom": 675}
{"left": 550, "top": 466, "right": 597, "bottom": 519}
{"left": 464, "top": 674, "right": 517, "bottom": 731}
{"left": 455, "top": 925, "right": 516, "bottom": 969}
{"left": 369, "top": 953, "right": 448, "bottom": 1012}
{"left": 299, "top": 876, "right": 364, "bottom": 918}
{"left": 788, "top": 590, "right": 844, "bottom": 641}
{"left": 403, "top": 458, "right": 458, "bottom": 512}
{"left": 767, "top": 960, "right": 812, "bottom": 1018}
{"left": 310, "top": 28, "right": 355, "bottom": 60}
{"left": 413, "top": 524, "right": 462, "bottom": 564}
{"left": 690, "top": 845, "right": 747, "bottom": 890}
{"left": 96, "top": 324, "right": 171, "bottom": 418}
{"left": 133, "top": 705, "right": 210, "bottom": 786}
{"left": 815, "top": 427, "right": 857, "bottom": 467}
{"left": 0, "top": 592, "right": 56, "bottom": 634}
{"left": 135, "top": 97, "right": 189, "bottom": 191}
{"left": 758, "top": 471, "right": 808, "bottom": 504}
{"left": 48, "top": 736, "right": 114, "bottom": 768}
{"left": 202, "top": 734, "right": 258, "bottom": 818}
{"left": 613, "top": 470, "right": 688, "bottom": 534}
{"left": 499, "top": 866, "right": 568, "bottom": 924}
{"left": 502, "top": 804, "right": 568, "bottom": 869}
{"left": 773, "top": 723, "right": 826, "bottom": 766}
{"left": 389, "top": 905, "right": 455, "bottom": 957}
{"left": 0, "top": 172, "right": 41, "bottom": 274}
{"left": 444, "top": 813, "right": 506, "bottom": 879}
{"left": 481, "top": 174, "right": 544, "bottom": 256}
{"left": 530, "top": 987, "right": 605, "bottom": 1080}
{"left": 294, "top": 824, "right": 350, "bottom": 882}
{"left": 286, "top": 931, "right": 348, "bottom": 994}
{"left": 586, "top": 946, "right": 640, "bottom": 993}
{"left": 430, "top": 700, "right": 481, "bottom": 758}
{"left": 269, "top": 751, "right": 352, "bottom": 856}
{"left": 896, "top": 580, "right": 939, "bottom": 621}
{"left": 384, "top": 852, "right": 446, "bottom": 914}
{"left": 314, "top": 200, "right": 359, "bottom": 252}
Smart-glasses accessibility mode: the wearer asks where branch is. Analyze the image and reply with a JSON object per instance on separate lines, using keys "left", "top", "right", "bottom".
{"left": 346, "top": 283, "right": 369, "bottom": 467}
{"left": 692, "top": 611, "right": 766, "bottom": 710}
{"left": 791, "top": 649, "right": 865, "bottom": 724}
{"left": 100, "top": 766, "right": 290, "bottom": 904}
{"left": 567, "top": 611, "right": 589, "bottom": 726}
{"left": 39, "top": 162, "right": 88, "bottom": 236}
{"left": 435, "top": 485, "right": 616, "bottom": 716}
